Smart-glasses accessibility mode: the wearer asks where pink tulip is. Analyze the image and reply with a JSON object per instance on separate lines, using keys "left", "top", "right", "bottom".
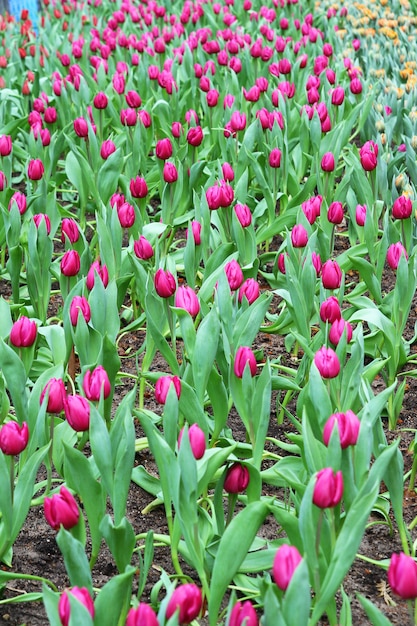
{"left": 166, "top": 583, "right": 202, "bottom": 624}
{"left": 225, "top": 259, "right": 244, "bottom": 291}
{"left": 314, "top": 346, "right": 340, "bottom": 378}
{"left": 58, "top": 587, "right": 94, "bottom": 626}
{"left": 323, "top": 410, "right": 360, "bottom": 448}
{"left": 33, "top": 213, "right": 51, "bottom": 234}
{"left": 291, "top": 224, "right": 308, "bottom": 248}
{"left": 273, "top": 544, "right": 303, "bottom": 591}
{"left": 178, "top": 424, "right": 206, "bottom": 459}
{"left": 155, "top": 376, "right": 181, "bottom": 404}
{"left": 329, "top": 318, "right": 353, "bottom": 345}
{"left": 10, "top": 316, "right": 37, "bottom": 347}
{"left": 0, "top": 134, "right": 12, "bottom": 156}
{"left": 130, "top": 176, "right": 148, "bottom": 199}
{"left": 83, "top": 366, "right": 111, "bottom": 401}
{"left": 387, "top": 242, "right": 408, "bottom": 270}
{"left": 388, "top": 553, "right": 417, "bottom": 599}
{"left": 321, "top": 259, "right": 342, "bottom": 289}
{"left": 269, "top": 148, "right": 282, "bottom": 168}
{"left": 86, "top": 260, "right": 109, "bottom": 290}
{"left": 44, "top": 486, "right": 80, "bottom": 531}
{"left": 100, "top": 139, "right": 116, "bottom": 160}
{"left": 175, "top": 286, "right": 200, "bottom": 317}
{"left": 191, "top": 220, "right": 201, "bottom": 245}
{"left": 163, "top": 161, "right": 178, "bottom": 183}
{"left": 126, "top": 603, "right": 158, "bottom": 626}
{"left": 187, "top": 126, "right": 203, "bottom": 147}
{"left": 359, "top": 140, "right": 378, "bottom": 171}
{"left": 117, "top": 202, "right": 136, "bottom": 228}
{"left": 355, "top": 204, "right": 367, "bottom": 226}
{"left": 60, "top": 250, "right": 80, "bottom": 277}
{"left": 40, "top": 378, "right": 66, "bottom": 414}
{"left": 134, "top": 236, "right": 154, "bottom": 260}
{"left": 61, "top": 218, "right": 79, "bottom": 243}
{"left": 234, "top": 346, "right": 257, "bottom": 378}
{"left": 392, "top": 196, "right": 412, "bottom": 219}
{"left": 319, "top": 296, "right": 341, "bottom": 323}
{"left": 0, "top": 421, "right": 29, "bottom": 455}
{"left": 234, "top": 203, "right": 252, "bottom": 227}
{"left": 224, "top": 463, "right": 250, "bottom": 493}
{"left": 64, "top": 395, "right": 90, "bottom": 432}
{"left": 155, "top": 138, "right": 173, "bottom": 160}
{"left": 327, "top": 202, "right": 344, "bottom": 224}
{"left": 229, "top": 600, "right": 258, "bottom": 626}
{"left": 238, "top": 278, "right": 260, "bottom": 305}
{"left": 154, "top": 268, "right": 176, "bottom": 298}
{"left": 73, "top": 116, "right": 89, "bottom": 138}
{"left": 313, "top": 468, "right": 343, "bottom": 508}
{"left": 331, "top": 86, "right": 345, "bottom": 106}
{"left": 93, "top": 91, "right": 108, "bottom": 109}
{"left": 321, "top": 152, "right": 335, "bottom": 172}
{"left": 69, "top": 296, "right": 91, "bottom": 325}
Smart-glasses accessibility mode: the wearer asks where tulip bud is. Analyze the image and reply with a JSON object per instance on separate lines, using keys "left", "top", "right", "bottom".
{"left": 27, "top": 158, "right": 44, "bottom": 181}
{"left": 392, "top": 196, "right": 412, "bottom": 219}
{"left": 125, "top": 90, "right": 142, "bottom": 108}
{"left": 350, "top": 78, "right": 363, "bottom": 95}
{"left": 73, "top": 116, "right": 89, "bottom": 138}
{"left": 175, "top": 285, "right": 200, "bottom": 317}
{"left": 44, "top": 485, "right": 80, "bottom": 531}
{"left": 222, "top": 162, "right": 234, "bottom": 182}
{"left": 238, "top": 278, "right": 260, "bottom": 305}
{"left": 93, "top": 91, "right": 108, "bottom": 109}
{"left": 291, "top": 224, "right": 308, "bottom": 248}
{"left": 321, "top": 152, "right": 335, "bottom": 172}
{"left": 100, "top": 139, "right": 116, "bottom": 160}
{"left": 155, "top": 137, "right": 173, "bottom": 160}
{"left": 58, "top": 587, "right": 94, "bottom": 626}
{"left": 130, "top": 176, "right": 148, "bottom": 199}
{"left": 120, "top": 108, "right": 137, "bottom": 126}
{"left": 0, "top": 134, "right": 12, "bottom": 156}
{"left": 355, "top": 204, "right": 367, "bottom": 226}
{"left": 61, "top": 218, "right": 80, "bottom": 243}
{"left": 155, "top": 375, "right": 181, "bottom": 404}
{"left": 388, "top": 553, "right": 417, "bottom": 599}
{"left": 191, "top": 220, "right": 201, "bottom": 245}
{"left": 273, "top": 544, "right": 303, "bottom": 591}
{"left": 40, "top": 378, "right": 66, "bottom": 413}
{"left": 69, "top": 295, "right": 91, "bottom": 325}
{"left": 319, "top": 296, "right": 341, "bottom": 323}
{"left": 312, "top": 251, "right": 322, "bottom": 275}
{"left": 323, "top": 410, "right": 360, "bottom": 448}
{"left": 187, "top": 126, "right": 204, "bottom": 147}
{"left": 10, "top": 316, "right": 37, "bottom": 347}
{"left": 117, "top": 202, "right": 136, "bottom": 228}
{"left": 163, "top": 161, "right": 178, "bottom": 183}
{"left": 313, "top": 467, "right": 343, "bottom": 508}
{"left": 166, "top": 583, "right": 203, "bottom": 624}
{"left": 225, "top": 259, "right": 244, "bottom": 291}
{"left": 224, "top": 462, "right": 250, "bottom": 493}
{"left": 60, "top": 249, "right": 80, "bottom": 277}
{"left": 329, "top": 318, "right": 353, "bottom": 345}
{"left": 359, "top": 140, "right": 378, "bottom": 171}
{"left": 83, "top": 365, "right": 111, "bottom": 401}
{"left": 134, "top": 235, "right": 154, "bottom": 260}
{"left": 314, "top": 346, "right": 340, "bottom": 378}
{"left": 229, "top": 600, "right": 258, "bottom": 626}
{"left": 0, "top": 421, "right": 29, "bottom": 455}
{"left": 64, "top": 394, "right": 90, "bottom": 432}
{"left": 321, "top": 259, "right": 342, "bottom": 289}
{"left": 386, "top": 242, "right": 408, "bottom": 270}
{"left": 33, "top": 213, "right": 51, "bottom": 235}
{"left": 269, "top": 148, "right": 282, "bottom": 168}
{"left": 327, "top": 201, "right": 344, "bottom": 224}
{"left": 178, "top": 424, "right": 206, "bottom": 459}
{"left": 126, "top": 603, "right": 159, "bottom": 626}
{"left": 234, "top": 203, "right": 252, "bottom": 227}
{"left": 154, "top": 268, "right": 176, "bottom": 298}
{"left": 86, "top": 260, "right": 109, "bottom": 290}
{"left": 234, "top": 346, "right": 257, "bottom": 378}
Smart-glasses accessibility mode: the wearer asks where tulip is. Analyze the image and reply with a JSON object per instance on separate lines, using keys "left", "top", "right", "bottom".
{"left": 120, "top": 108, "right": 137, "bottom": 126}
{"left": 83, "top": 365, "right": 111, "bottom": 401}
{"left": 291, "top": 224, "right": 308, "bottom": 248}
{"left": 331, "top": 86, "right": 345, "bottom": 106}
{"left": 329, "top": 318, "right": 353, "bottom": 345}
{"left": 138, "top": 110, "right": 151, "bottom": 127}
{"left": 166, "top": 583, "right": 202, "bottom": 624}
{"left": 58, "top": 587, "right": 94, "bottom": 626}
{"left": 163, "top": 161, "right": 178, "bottom": 183}
{"left": 321, "top": 152, "right": 335, "bottom": 172}
{"left": 155, "top": 375, "right": 181, "bottom": 404}
{"left": 392, "top": 196, "right": 412, "bottom": 219}
{"left": 219, "top": 182, "right": 234, "bottom": 208}
{"left": 323, "top": 410, "right": 360, "bottom": 448}
{"left": 355, "top": 204, "right": 367, "bottom": 226}
{"left": 314, "top": 346, "right": 340, "bottom": 378}
{"left": 387, "top": 242, "right": 408, "bottom": 270}
{"left": 312, "top": 252, "right": 322, "bottom": 275}
{"left": 86, "top": 260, "right": 109, "bottom": 290}
{"left": 273, "top": 544, "right": 303, "bottom": 591}
{"left": 321, "top": 259, "right": 342, "bottom": 289}
{"left": 238, "top": 278, "right": 260, "bottom": 305}
{"left": 0, "top": 421, "right": 29, "bottom": 455}
{"left": 388, "top": 553, "right": 417, "bottom": 599}
{"left": 206, "top": 185, "right": 222, "bottom": 211}
{"left": 60, "top": 250, "right": 80, "bottom": 277}
{"left": 359, "top": 140, "right": 378, "bottom": 171}
{"left": 125, "top": 90, "right": 142, "bottom": 108}
{"left": 224, "top": 463, "right": 250, "bottom": 493}
{"left": 10, "top": 316, "right": 37, "bottom": 347}
{"left": 222, "top": 162, "right": 234, "bottom": 182}
{"left": 234, "top": 346, "right": 257, "bottom": 378}
{"left": 40, "top": 378, "right": 66, "bottom": 414}
{"left": 64, "top": 395, "right": 90, "bottom": 432}
{"left": 350, "top": 78, "right": 363, "bottom": 95}
{"left": 319, "top": 296, "right": 341, "bottom": 323}
{"left": 191, "top": 220, "right": 201, "bottom": 245}
{"left": 313, "top": 467, "right": 343, "bottom": 508}
{"left": 27, "top": 158, "right": 44, "bottom": 181}
{"left": 33, "top": 213, "right": 51, "bottom": 234}
{"left": 171, "top": 121, "right": 183, "bottom": 138}
{"left": 175, "top": 286, "right": 200, "bottom": 317}
{"left": 100, "top": 139, "right": 116, "bottom": 160}
{"left": 93, "top": 91, "right": 108, "bottom": 109}
{"left": 73, "top": 116, "right": 89, "bottom": 138}
{"left": 230, "top": 111, "right": 246, "bottom": 132}
{"left": 225, "top": 259, "right": 244, "bottom": 291}
{"left": 0, "top": 134, "right": 12, "bottom": 156}
{"left": 229, "top": 600, "right": 258, "bottom": 626}
{"left": 69, "top": 296, "right": 91, "bottom": 325}
{"left": 187, "top": 126, "right": 203, "bottom": 147}
{"left": 61, "top": 218, "right": 79, "bottom": 243}
{"left": 269, "top": 148, "right": 282, "bottom": 168}
{"left": 130, "top": 176, "right": 148, "bottom": 198}
{"left": 155, "top": 138, "right": 173, "bottom": 160}
{"left": 126, "top": 603, "right": 159, "bottom": 626}
{"left": 154, "top": 268, "right": 176, "bottom": 298}
{"left": 134, "top": 236, "right": 154, "bottom": 260}
{"left": 234, "top": 203, "right": 252, "bottom": 228}
{"left": 327, "top": 202, "right": 344, "bottom": 224}
{"left": 44, "top": 485, "right": 80, "bottom": 531}
{"left": 117, "top": 202, "right": 136, "bottom": 228}
{"left": 277, "top": 252, "right": 288, "bottom": 274}
{"left": 178, "top": 424, "right": 206, "bottom": 459}
{"left": 302, "top": 195, "right": 322, "bottom": 224}
{"left": 0, "top": 170, "right": 6, "bottom": 190}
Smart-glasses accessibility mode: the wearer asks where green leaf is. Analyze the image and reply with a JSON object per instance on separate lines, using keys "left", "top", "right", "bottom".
{"left": 0, "top": 338, "right": 28, "bottom": 424}
{"left": 56, "top": 529, "right": 93, "bottom": 593}
{"left": 99, "top": 515, "right": 136, "bottom": 573}
{"left": 93, "top": 566, "right": 136, "bottom": 626}
{"left": 97, "top": 149, "right": 124, "bottom": 206}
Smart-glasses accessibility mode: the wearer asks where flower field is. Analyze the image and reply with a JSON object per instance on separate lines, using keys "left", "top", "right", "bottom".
{"left": 0, "top": 0, "right": 417, "bottom": 623}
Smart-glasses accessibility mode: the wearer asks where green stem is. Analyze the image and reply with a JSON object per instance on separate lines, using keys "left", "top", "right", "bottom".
{"left": 9, "top": 455, "right": 14, "bottom": 506}
{"left": 226, "top": 493, "right": 238, "bottom": 527}
{"left": 409, "top": 451, "right": 417, "bottom": 492}
{"left": 45, "top": 414, "right": 54, "bottom": 496}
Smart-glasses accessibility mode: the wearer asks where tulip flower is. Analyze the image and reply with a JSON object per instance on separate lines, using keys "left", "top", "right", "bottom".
{"left": 10, "top": 316, "right": 37, "bottom": 347}
{"left": 178, "top": 424, "right": 206, "bottom": 459}
{"left": 191, "top": 220, "right": 202, "bottom": 245}
{"left": 302, "top": 195, "right": 322, "bottom": 224}
{"left": 222, "top": 162, "right": 234, "bottom": 182}
{"left": 329, "top": 318, "right": 353, "bottom": 345}
{"left": 392, "top": 196, "right": 412, "bottom": 219}
{"left": 93, "top": 91, "right": 108, "bottom": 109}
{"left": 277, "top": 252, "right": 288, "bottom": 274}
{"left": 386, "top": 242, "right": 408, "bottom": 270}
{"left": 225, "top": 259, "right": 244, "bottom": 291}
{"left": 61, "top": 218, "right": 80, "bottom": 243}
{"left": 331, "top": 86, "right": 345, "bottom": 106}
{"left": 64, "top": 395, "right": 90, "bottom": 432}
{"left": 69, "top": 296, "right": 91, "bottom": 325}
{"left": 166, "top": 583, "right": 202, "bottom": 624}
{"left": 291, "top": 224, "right": 308, "bottom": 248}
{"left": 273, "top": 544, "right": 303, "bottom": 591}
{"left": 319, "top": 296, "right": 341, "bottom": 323}
{"left": 155, "top": 375, "right": 181, "bottom": 404}
{"left": 314, "top": 346, "right": 340, "bottom": 378}
{"left": 155, "top": 138, "right": 173, "bottom": 160}
{"left": 321, "top": 152, "right": 335, "bottom": 172}
{"left": 224, "top": 463, "right": 250, "bottom": 493}
{"left": 312, "top": 252, "right": 322, "bottom": 276}
{"left": 359, "top": 140, "right": 378, "bottom": 171}
{"left": 83, "top": 365, "right": 111, "bottom": 401}
{"left": 126, "top": 603, "right": 159, "bottom": 626}
{"left": 40, "top": 378, "right": 66, "bottom": 414}
{"left": 0, "top": 421, "right": 29, "bottom": 455}
{"left": 327, "top": 202, "right": 344, "bottom": 224}
{"left": 269, "top": 148, "right": 282, "bottom": 168}
{"left": 234, "top": 203, "right": 252, "bottom": 227}
{"left": 350, "top": 78, "right": 363, "bottom": 95}
{"left": 355, "top": 204, "right": 367, "bottom": 226}
{"left": 120, "top": 108, "right": 137, "bottom": 126}
{"left": 229, "top": 600, "right": 258, "bottom": 626}
{"left": 60, "top": 250, "right": 80, "bottom": 277}
{"left": 100, "top": 139, "right": 116, "bottom": 160}
{"left": 154, "top": 268, "right": 176, "bottom": 298}
{"left": 323, "top": 410, "right": 360, "bottom": 448}
{"left": 230, "top": 111, "right": 246, "bottom": 132}
{"left": 33, "top": 213, "right": 51, "bottom": 234}
{"left": 130, "top": 176, "right": 148, "bottom": 198}
{"left": 313, "top": 468, "right": 343, "bottom": 508}
{"left": 175, "top": 285, "right": 200, "bottom": 317}
{"left": 388, "top": 552, "right": 417, "bottom": 599}
{"left": 134, "top": 236, "right": 154, "bottom": 260}
{"left": 163, "top": 162, "right": 178, "bottom": 183}
{"left": 73, "top": 117, "right": 89, "bottom": 138}
{"left": 321, "top": 259, "right": 342, "bottom": 289}
{"left": 0, "top": 134, "right": 12, "bottom": 156}
{"left": 238, "top": 278, "right": 260, "bottom": 305}
{"left": 187, "top": 126, "right": 203, "bottom": 147}
{"left": 234, "top": 346, "right": 257, "bottom": 378}
{"left": 27, "top": 158, "right": 44, "bottom": 181}
{"left": 125, "top": 90, "right": 142, "bottom": 108}
{"left": 86, "top": 260, "right": 109, "bottom": 290}
{"left": 44, "top": 485, "right": 80, "bottom": 531}
{"left": 117, "top": 202, "right": 136, "bottom": 228}
{"left": 58, "top": 587, "right": 94, "bottom": 626}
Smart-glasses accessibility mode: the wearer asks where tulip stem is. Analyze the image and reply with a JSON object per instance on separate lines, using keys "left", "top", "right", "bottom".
{"left": 45, "top": 414, "right": 55, "bottom": 497}
{"left": 226, "top": 493, "right": 238, "bottom": 527}
{"left": 9, "top": 455, "right": 15, "bottom": 505}
{"left": 409, "top": 452, "right": 417, "bottom": 493}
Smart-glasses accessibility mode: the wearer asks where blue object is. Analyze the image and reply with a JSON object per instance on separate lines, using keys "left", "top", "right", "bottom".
{"left": 9, "top": 0, "right": 38, "bottom": 32}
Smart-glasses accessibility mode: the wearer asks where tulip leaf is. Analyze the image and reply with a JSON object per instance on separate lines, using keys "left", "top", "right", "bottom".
{"left": 97, "top": 149, "right": 124, "bottom": 206}
{"left": 192, "top": 308, "right": 220, "bottom": 403}
{"left": 56, "top": 529, "right": 93, "bottom": 593}
{"left": 90, "top": 404, "right": 114, "bottom": 499}
{"left": 282, "top": 558, "right": 311, "bottom": 626}
{"left": 99, "top": 515, "right": 136, "bottom": 574}
{"left": 208, "top": 500, "right": 270, "bottom": 625}
{"left": 93, "top": 566, "right": 136, "bottom": 626}
{"left": 0, "top": 338, "right": 28, "bottom": 425}
{"left": 356, "top": 594, "right": 392, "bottom": 625}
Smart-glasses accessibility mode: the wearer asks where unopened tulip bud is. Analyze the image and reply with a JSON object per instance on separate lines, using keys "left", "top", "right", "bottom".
{"left": 130, "top": 176, "right": 148, "bottom": 198}
{"left": 191, "top": 220, "right": 201, "bottom": 245}
{"left": 155, "top": 375, "right": 181, "bottom": 404}
{"left": 73, "top": 116, "right": 89, "bottom": 138}
{"left": 355, "top": 204, "right": 367, "bottom": 226}
{"left": 225, "top": 259, "right": 244, "bottom": 291}
{"left": 69, "top": 296, "right": 91, "bottom": 325}
{"left": 234, "top": 203, "right": 252, "bottom": 227}
{"left": 313, "top": 467, "right": 343, "bottom": 508}
{"left": 40, "top": 378, "right": 66, "bottom": 413}
{"left": 229, "top": 600, "right": 258, "bottom": 626}
{"left": 327, "top": 201, "right": 344, "bottom": 224}
{"left": 10, "top": 316, "right": 37, "bottom": 347}
{"left": 178, "top": 424, "right": 206, "bottom": 459}
{"left": 273, "top": 544, "right": 303, "bottom": 591}
{"left": 359, "top": 140, "right": 378, "bottom": 171}
{"left": 126, "top": 603, "right": 159, "bottom": 626}
{"left": 238, "top": 278, "right": 260, "bottom": 305}
{"left": 314, "top": 346, "right": 340, "bottom": 378}
{"left": 331, "top": 86, "right": 345, "bottom": 106}
{"left": 234, "top": 346, "right": 257, "bottom": 378}
{"left": 175, "top": 285, "right": 200, "bottom": 317}
{"left": 388, "top": 553, "right": 417, "bottom": 599}
{"left": 93, "top": 91, "right": 108, "bottom": 109}
{"left": 117, "top": 202, "right": 136, "bottom": 228}
{"left": 0, "top": 134, "right": 12, "bottom": 156}
{"left": 320, "top": 296, "right": 341, "bottom": 323}
{"left": 44, "top": 485, "right": 80, "bottom": 531}
{"left": 321, "top": 152, "right": 335, "bottom": 172}
{"left": 291, "top": 224, "right": 308, "bottom": 248}
{"left": 58, "top": 587, "right": 94, "bottom": 626}
{"left": 60, "top": 249, "right": 80, "bottom": 277}
{"left": 269, "top": 148, "right": 282, "bottom": 168}
{"left": 222, "top": 162, "right": 234, "bottom": 182}
{"left": 166, "top": 583, "right": 202, "bottom": 624}
{"left": 61, "top": 218, "right": 79, "bottom": 243}
{"left": 28, "top": 158, "right": 44, "bottom": 181}
{"left": 323, "top": 410, "right": 360, "bottom": 448}
{"left": 387, "top": 242, "right": 408, "bottom": 270}
{"left": 83, "top": 365, "right": 111, "bottom": 401}
{"left": 155, "top": 137, "right": 173, "bottom": 160}
{"left": 163, "top": 161, "right": 178, "bottom": 183}
{"left": 321, "top": 259, "right": 342, "bottom": 289}
{"left": 392, "top": 196, "right": 412, "bottom": 219}
{"left": 329, "top": 318, "right": 353, "bottom": 345}
{"left": 64, "top": 395, "right": 90, "bottom": 432}
{"left": 0, "top": 421, "right": 29, "bottom": 455}
{"left": 134, "top": 235, "right": 154, "bottom": 260}
{"left": 154, "top": 268, "right": 176, "bottom": 298}
{"left": 100, "top": 139, "right": 116, "bottom": 159}
{"left": 86, "top": 260, "right": 109, "bottom": 290}
{"left": 187, "top": 125, "right": 204, "bottom": 147}
{"left": 224, "top": 462, "right": 250, "bottom": 493}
